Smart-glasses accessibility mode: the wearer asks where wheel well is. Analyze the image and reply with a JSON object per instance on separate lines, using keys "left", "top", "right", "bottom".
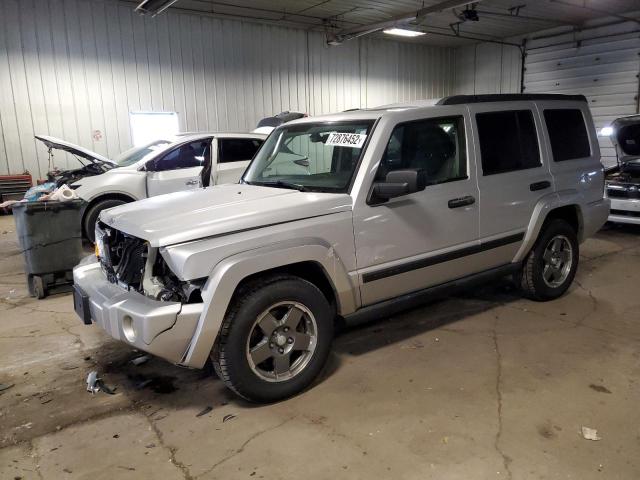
{"left": 82, "top": 193, "right": 135, "bottom": 235}
{"left": 234, "top": 262, "right": 339, "bottom": 314}
{"left": 545, "top": 205, "right": 582, "bottom": 237}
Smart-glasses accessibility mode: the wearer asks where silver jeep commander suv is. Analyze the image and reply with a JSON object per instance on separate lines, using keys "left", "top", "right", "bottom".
{"left": 73, "top": 94, "right": 610, "bottom": 402}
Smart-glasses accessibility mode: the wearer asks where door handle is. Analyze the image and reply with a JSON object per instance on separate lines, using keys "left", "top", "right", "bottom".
{"left": 530, "top": 180, "right": 551, "bottom": 191}
{"left": 185, "top": 179, "right": 199, "bottom": 186}
{"left": 448, "top": 195, "right": 475, "bottom": 209}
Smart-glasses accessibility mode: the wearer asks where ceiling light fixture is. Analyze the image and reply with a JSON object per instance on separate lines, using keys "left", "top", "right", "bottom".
{"left": 383, "top": 28, "right": 426, "bottom": 37}
{"left": 135, "top": 0, "right": 179, "bottom": 16}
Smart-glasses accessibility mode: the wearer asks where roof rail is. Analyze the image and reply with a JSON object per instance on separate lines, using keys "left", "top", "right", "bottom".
{"left": 437, "top": 94, "right": 587, "bottom": 105}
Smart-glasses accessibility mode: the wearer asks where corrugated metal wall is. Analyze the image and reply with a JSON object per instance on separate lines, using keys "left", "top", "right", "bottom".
{"left": 454, "top": 43, "right": 522, "bottom": 95}
{"left": 0, "top": 0, "right": 457, "bottom": 177}
{"left": 524, "top": 21, "right": 640, "bottom": 166}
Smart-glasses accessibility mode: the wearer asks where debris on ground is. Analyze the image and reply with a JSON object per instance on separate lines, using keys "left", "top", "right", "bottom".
{"left": 86, "top": 371, "right": 116, "bottom": 395}
{"left": 130, "top": 355, "right": 151, "bottom": 366}
{"left": 135, "top": 379, "right": 153, "bottom": 390}
{"left": 589, "top": 384, "right": 612, "bottom": 394}
{"left": 196, "top": 406, "right": 213, "bottom": 417}
{"left": 222, "top": 414, "right": 237, "bottom": 423}
{"left": 127, "top": 374, "right": 177, "bottom": 394}
{"left": 0, "top": 383, "right": 15, "bottom": 393}
{"left": 401, "top": 340, "right": 424, "bottom": 349}
{"left": 581, "top": 426, "right": 601, "bottom": 441}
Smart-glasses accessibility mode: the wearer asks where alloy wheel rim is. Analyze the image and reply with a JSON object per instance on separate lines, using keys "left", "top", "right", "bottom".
{"left": 542, "top": 234, "right": 573, "bottom": 288}
{"left": 246, "top": 301, "right": 318, "bottom": 382}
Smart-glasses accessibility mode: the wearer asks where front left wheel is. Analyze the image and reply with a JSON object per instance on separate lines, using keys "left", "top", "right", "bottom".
{"left": 211, "top": 274, "right": 334, "bottom": 403}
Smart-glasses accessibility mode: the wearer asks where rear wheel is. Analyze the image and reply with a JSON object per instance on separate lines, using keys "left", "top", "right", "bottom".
{"left": 83, "top": 198, "right": 128, "bottom": 243}
{"left": 212, "top": 275, "right": 334, "bottom": 403}
{"left": 518, "top": 219, "right": 579, "bottom": 301}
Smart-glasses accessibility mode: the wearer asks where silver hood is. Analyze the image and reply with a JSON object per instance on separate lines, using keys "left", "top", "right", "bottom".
{"left": 100, "top": 184, "right": 353, "bottom": 247}
{"left": 35, "top": 135, "right": 116, "bottom": 165}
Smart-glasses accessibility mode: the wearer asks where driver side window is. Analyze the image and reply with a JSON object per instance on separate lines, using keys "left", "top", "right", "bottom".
{"left": 147, "top": 140, "right": 210, "bottom": 172}
{"left": 377, "top": 116, "right": 467, "bottom": 185}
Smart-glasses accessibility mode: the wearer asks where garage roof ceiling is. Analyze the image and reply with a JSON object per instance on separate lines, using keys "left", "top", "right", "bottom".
{"left": 160, "top": 0, "right": 640, "bottom": 46}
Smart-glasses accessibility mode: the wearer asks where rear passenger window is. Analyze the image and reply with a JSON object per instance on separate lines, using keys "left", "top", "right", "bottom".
{"left": 544, "top": 109, "right": 591, "bottom": 161}
{"left": 219, "top": 139, "right": 263, "bottom": 163}
{"left": 476, "top": 110, "right": 541, "bottom": 175}
{"left": 376, "top": 116, "right": 467, "bottom": 185}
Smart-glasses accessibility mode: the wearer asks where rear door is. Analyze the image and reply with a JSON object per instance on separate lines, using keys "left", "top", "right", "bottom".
{"left": 469, "top": 102, "right": 554, "bottom": 267}
{"left": 537, "top": 101, "right": 603, "bottom": 204}
{"left": 145, "top": 139, "right": 211, "bottom": 196}
{"left": 214, "top": 137, "right": 263, "bottom": 184}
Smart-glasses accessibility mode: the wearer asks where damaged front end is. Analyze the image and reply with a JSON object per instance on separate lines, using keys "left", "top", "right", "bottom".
{"left": 73, "top": 222, "right": 205, "bottom": 365}
{"left": 35, "top": 135, "right": 117, "bottom": 187}
{"left": 604, "top": 115, "right": 640, "bottom": 223}
{"left": 95, "top": 222, "right": 204, "bottom": 304}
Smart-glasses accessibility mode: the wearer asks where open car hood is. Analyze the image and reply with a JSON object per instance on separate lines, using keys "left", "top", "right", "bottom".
{"left": 35, "top": 135, "right": 116, "bottom": 165}
{"left": 609, "top": 115, "right": 640, "bottom": 162}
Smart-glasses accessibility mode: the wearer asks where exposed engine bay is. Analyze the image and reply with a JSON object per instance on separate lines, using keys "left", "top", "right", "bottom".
{"left": 47, "top": 161, "right": 113, "bottom": 187}
{"left": 35, "top": 134, "right": 118, "bottom": 187}
{"left": 605, "top": 115, "right": 640, "bottom": 198}
{"left": 96, "top": 223, "right": 203, "bottom": 304}
{"left": 606, "top": 159, "right": 640, "bottom": 184}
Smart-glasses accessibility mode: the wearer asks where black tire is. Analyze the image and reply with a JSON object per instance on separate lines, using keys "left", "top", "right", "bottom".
{"left": 211, "top": 274, "right": 334, "bottom": 403}
{"left": 83, "top": 198, "right": 128, "bottom": 243}
{"left": 518, "top": 219, "right": 579, "bottom": 301}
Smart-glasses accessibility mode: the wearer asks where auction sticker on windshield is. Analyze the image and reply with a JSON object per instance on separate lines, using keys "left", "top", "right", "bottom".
{"left": 325, "top": 132, "right": 367, "bottom": 148}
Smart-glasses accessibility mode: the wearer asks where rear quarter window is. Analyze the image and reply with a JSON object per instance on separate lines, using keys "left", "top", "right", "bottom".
{"left": 476, "top": 110, "right": 541, "bottom": 175}
{"left": 543, "top": 109, "right": 591, "bottom": 161}
{"left": 219, "top": 138, "right": 263, "bottom": 163}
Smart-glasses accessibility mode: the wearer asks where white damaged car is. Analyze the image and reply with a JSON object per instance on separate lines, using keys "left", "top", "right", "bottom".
{"left": 37, "top": 133, "right": 265, "bottom": 241}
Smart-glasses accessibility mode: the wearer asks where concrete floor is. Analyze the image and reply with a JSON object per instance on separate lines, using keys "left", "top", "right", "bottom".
{"left": 0, "top": 214, "right": 639, "bottom": 480}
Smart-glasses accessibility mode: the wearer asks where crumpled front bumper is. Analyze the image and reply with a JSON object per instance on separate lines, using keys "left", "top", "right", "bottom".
{"left": 73, "top": 256, "right": 203, "bottom": 365}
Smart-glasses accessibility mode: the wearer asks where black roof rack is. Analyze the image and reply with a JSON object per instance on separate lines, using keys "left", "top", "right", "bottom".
{"left": 437, "top": 94, "right": 587, "bottom": 105}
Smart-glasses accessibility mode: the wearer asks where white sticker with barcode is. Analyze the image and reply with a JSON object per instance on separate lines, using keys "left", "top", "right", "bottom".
{"left": 325, "top": 132, "right": 367, "bottom": 148}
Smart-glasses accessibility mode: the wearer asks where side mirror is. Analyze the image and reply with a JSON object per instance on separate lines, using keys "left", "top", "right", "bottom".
{"left": 370, "top": 169, "right": 426, "bottom": 203}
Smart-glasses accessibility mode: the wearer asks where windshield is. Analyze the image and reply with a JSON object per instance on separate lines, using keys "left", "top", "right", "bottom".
{"left": 243, "top": 121, "right": 375, "bottom": 192}
{"left": 114, "top": 139, "right": 173, "bottom": 167}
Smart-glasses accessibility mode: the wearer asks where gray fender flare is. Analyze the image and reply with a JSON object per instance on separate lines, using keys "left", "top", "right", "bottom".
{"left": 180, "top": 238, "right": 357, "bottom": 368}
{"left": 513, "top": 190, "right": 584, "bottom": 263}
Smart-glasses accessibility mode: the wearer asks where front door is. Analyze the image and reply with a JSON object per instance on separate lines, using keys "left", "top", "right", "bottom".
{"left": 354, "top": 109, "right": 482, "bottom": 306}
{"left": 145, "top": 139, "right": 211, "bottom": 196}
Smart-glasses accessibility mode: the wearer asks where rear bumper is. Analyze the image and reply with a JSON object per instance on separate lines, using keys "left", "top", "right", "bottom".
{"left": 72, "top": 256, "right": 203, "bottom": 365}
{"left": 582, "top": 198, "right": 610, "bottom": 239}
{"left": 607, "top": 197, "right": 640, "bottom": 225}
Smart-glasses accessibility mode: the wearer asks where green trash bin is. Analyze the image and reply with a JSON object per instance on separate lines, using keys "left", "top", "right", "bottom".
{"left": 12, "top": 200, "right": 85, "bottom": 298}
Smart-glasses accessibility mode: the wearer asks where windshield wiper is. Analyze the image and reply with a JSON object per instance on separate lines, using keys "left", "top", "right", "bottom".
{"left": 253, "top": 180, "right": 307, "bottom": 192}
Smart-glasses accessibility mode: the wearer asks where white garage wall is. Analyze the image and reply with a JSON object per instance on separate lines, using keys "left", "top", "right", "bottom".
{"left": 453, "top": 42, "right": 522, "bottom": 95}
{"left": 0, "top": 0, "right": 457, "bottom": 177}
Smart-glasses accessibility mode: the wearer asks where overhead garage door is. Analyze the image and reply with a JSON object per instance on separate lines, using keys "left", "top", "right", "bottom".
{"left": 523, "top": 23, "right": 640, "bottom": 167}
